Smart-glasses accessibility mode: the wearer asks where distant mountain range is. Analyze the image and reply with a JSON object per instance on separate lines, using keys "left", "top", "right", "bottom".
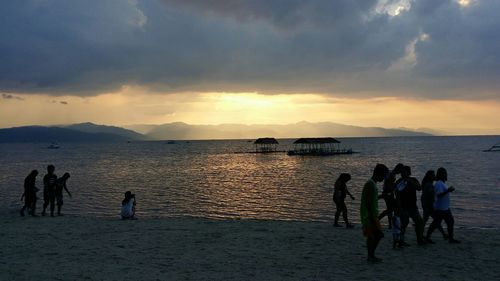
{"left": 126, "top": 121, "right": 432, "bottom": 140}
{"left": 0, "top": 121, "right": 431, "bottom": 143}
{"left": 0, "top": 123, "right": 146, "bottom": 143}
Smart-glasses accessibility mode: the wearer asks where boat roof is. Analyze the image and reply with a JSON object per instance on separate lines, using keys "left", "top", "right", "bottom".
{"left": 293, "top": 137, "right": 340, "bottom": 144}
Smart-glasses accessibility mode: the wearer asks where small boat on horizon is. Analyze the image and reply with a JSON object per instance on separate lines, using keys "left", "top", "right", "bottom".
{"left": 483, "top": 143, "right": 500, "bottom": 152}
{"left": 47, "top": 143, "right": 60, "bottom": 149}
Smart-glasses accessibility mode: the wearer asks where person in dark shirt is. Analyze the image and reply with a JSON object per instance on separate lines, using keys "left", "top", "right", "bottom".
{"left": 395, "top": 165, "right": 425, "bottom": 245}
{"left": 333, "top": 173, "right": 355, "bottom": 228}
{"left": 20, "top": 170, "right": 39, "bottom": 217}
{"left": 378, "top": 163, "right": 404, "bottom": 229}
{"left": 55, "top": 173, "right": 72, "bottom": 216}
{"left": 42, "top": 165, "right": 57, "bottom": 217}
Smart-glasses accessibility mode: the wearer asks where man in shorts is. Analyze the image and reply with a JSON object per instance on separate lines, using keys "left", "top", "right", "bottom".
{"left": 42, "top": 165, "right": 57, "bottom": 217}
{"left": 360, "top": 163, "right": 389, "bottom": 263}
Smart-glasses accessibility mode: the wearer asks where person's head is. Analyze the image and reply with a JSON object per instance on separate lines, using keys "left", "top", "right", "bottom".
{"left": 336, "top": 173, "right": 351, "bottom": 184}
{"left": 124, "top": 191, "right": 135, "bottom": 199}
{"left": 30, "top": 170, "right": 38, "bottom": 177}
{"left": 372, "top": 164, "right": 389, "bottom": 182}
{"left": 47, "top": 165, "right": 55, "bottom": 174}
{"left": 436, "top": 167, "right": 448, "bottom": 182}
{"left": 62, "top": 172, "right": 70, "bottom": 180}
{"left": 401, "top": 166, "right": 411, "bottom": 178}
{"left": 422, "top": 170, "right": 435, "bottom": 184}
{"left": 393, "top": 163, "right": 404, "bottom": 174}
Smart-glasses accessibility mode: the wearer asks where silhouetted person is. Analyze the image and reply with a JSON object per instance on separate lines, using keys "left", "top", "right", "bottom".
{"left": 395, "top": 165, "right": 425, "bottom": 245}
{"left": 361, "top": 163, "right": 389, "bottom": 263}
{"left": 20, "top": 170, "right": 39, "bottom": 217}
{"left": 55, "top": 173, "right": 72, "bottom": 216}
{"left": 426, "top": 167, "right": 460, "bottom": 244}
{"left": 333, "top": 173, "right": 355, "bottom": 228}
{"left": 421, "top": 170, "right": 447, "bottom": 241}
{"left": 378, "top": 163, "right": 404, "bottom": 229}
{"left": 121, "top": 191, "right": 136, "bottom": 219}
{"left": 42, "top": 165, "right": 57, "bottom": 217}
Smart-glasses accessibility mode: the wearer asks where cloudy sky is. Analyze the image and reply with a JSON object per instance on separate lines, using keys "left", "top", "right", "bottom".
{"left": 1, "top": 0, "right": 499, "bottom": 134}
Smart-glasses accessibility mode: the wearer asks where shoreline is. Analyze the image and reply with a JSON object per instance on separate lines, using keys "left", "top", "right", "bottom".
{"left": 2, "top": 215, "right": 500, "bottom": 280}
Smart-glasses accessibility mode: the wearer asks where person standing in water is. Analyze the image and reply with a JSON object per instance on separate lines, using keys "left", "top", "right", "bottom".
{"left": 55, "top": 173, "right": 72, "bottom": 216}
{"left": 333, "top": 173, "right": 355, "bottom": 228}
{"left": 360, "top": 164, "right": 389, "bottom": 263}
{"left": 20, "top": 170, "right": 39, "bottom": 217}
{"left": 426, "top": 167, "right": 460, "bottom": 244}
{"left": 42, "top": 165, "right": 57, "bottom": 217}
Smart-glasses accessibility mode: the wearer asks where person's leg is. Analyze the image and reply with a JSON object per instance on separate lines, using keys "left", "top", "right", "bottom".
{"left": 334, "top": 201, "right": 341, "bottom": 226}
{"left": 30, "top": 197, "right": 37, "bottom": 216}
{"left": 443, "top": 210, "right": 459, "bottom": 243}
{"left": 42, "top": 192, "right": 49, "bottom": 215}
{"left": 411, "top": 209, "right": 425, "bottom": 243}
{"left": 340, "top": 201, "right": 351, "bottom": 226}
{"left": 426, "top": 211, "right": 444, "bottom": 241}
{"left": 400, "top": 210, "right": 410, "bottom": 245}
{"left": 49, "top": 195, "right": 55, "bottom": 216}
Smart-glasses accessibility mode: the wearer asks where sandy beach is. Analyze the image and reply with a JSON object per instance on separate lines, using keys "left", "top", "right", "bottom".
{"left": 1, "top": 215, "right": 499, "bottom": 280}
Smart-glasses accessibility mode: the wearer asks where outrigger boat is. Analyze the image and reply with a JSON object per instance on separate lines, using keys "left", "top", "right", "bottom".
{"left": 483, "top": 143, "right": 500, "bottom": 152}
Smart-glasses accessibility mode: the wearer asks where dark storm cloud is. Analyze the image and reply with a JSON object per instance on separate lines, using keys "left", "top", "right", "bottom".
{"left": 0, "top": 0, "right": 498, "bottom": 99}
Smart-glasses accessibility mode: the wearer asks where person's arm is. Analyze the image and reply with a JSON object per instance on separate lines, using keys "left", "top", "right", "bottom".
{"left": 437, "top": 186, "right": 455, "bottom": 198}
{"left": 64, "top": 183, "right": 72, "bottom": 197}
{"left": 20, "top": 192, "right": 25, "bottom": 201}
{"left": 346, "top": 188, "right": 355, "bottom": 200}
{"left": 367, "top": 183, "right": 378, "bottom": 223}
{"left": 410, "top": 177, "right": 422, "bottom": 191}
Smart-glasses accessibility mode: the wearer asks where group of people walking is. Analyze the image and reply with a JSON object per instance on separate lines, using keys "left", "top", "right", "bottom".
{"left": 20, "top": 165, "right": 71, "bottom": 217}
{"left": 332, "top": 163, "right": 460, "bottom": 263}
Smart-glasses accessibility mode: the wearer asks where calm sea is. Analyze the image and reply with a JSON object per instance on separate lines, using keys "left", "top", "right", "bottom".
{"left": 1, "top": 136, "right": 499, "bottom": 228}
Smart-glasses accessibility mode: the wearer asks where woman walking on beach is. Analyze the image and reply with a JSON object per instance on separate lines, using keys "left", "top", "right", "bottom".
{"left": 421, "top": 170, "right": 447, "bottom": 240}
{"left": 361, "top": 164, "right": 389, "bottom": 263}
{"left": 333, "top": 173, "right": 355, "bottom": 228}
{"left": 20, "top": 170, "right": 39, "bottom": 217}
{"left": 426, "top": 167, "right": 460, "bottom": 244}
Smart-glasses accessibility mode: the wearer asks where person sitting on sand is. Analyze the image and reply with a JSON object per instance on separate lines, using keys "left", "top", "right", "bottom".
{"left": 421, "top": 170, "right": 447, "bottom": 240}
{"left": 42, "top": 165, "right": 57, "bottom": 217}
{"left": 395, "top": 165, "right": 425, "bottom": 246}
{"left": 360, "top": 163, "right": 389, "bottom": 263}
{"left": 378, "top": 163, "right": 404, "bottom": 229}
{"left": 121, "top": 191, "right": 136, "bottom": 219}
{"left": 20, "top": 170, "right": 39, "bottom": 217}
{"left": 333, "top": 173, "right": 355, "bottom": 228}
{"left": 55, "top": 173, "right": 72, "bottom": 216}
{"left": 426, "top": 167, "right": 460, "bottom": 244}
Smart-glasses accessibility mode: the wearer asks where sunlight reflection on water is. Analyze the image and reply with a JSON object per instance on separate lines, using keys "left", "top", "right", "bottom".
{"left": 1, "top": 136, "right": 499, "bottom": 228}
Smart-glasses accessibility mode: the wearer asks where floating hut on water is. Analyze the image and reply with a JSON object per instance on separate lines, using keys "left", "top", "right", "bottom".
{"left": 254, "top": 138, "right": 279, "bottom": 153}
{"left": 287, "top": 137, "right": 353, "bottom": 156}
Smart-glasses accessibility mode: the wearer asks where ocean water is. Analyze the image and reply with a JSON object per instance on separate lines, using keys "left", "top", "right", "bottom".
{"left": 1, "top": 136, "right": 499, "bottom": 228}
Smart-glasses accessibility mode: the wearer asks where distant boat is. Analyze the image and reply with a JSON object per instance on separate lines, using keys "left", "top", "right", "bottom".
{"left": 47, "top": 143, "right": 60, "bottom": 149}
{"left": 166, "top": 140, "right": 176, "bottom": 144}
{"left": 483, "top": 143, "right": 500, "bottom": 152}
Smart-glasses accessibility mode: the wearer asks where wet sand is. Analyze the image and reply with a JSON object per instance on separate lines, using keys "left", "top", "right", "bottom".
{"left": 1, "top": 216, "right": 499, "bottom": 280}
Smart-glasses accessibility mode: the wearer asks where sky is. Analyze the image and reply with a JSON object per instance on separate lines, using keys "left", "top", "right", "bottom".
{"left": 1, "top": 0, "right": 499, "bottom": 135}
